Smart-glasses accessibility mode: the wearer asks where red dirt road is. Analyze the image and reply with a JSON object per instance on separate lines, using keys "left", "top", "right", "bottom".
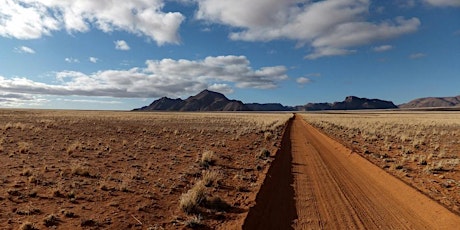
{"left": 244, "top": 114, "right": 460, "bottom": 229}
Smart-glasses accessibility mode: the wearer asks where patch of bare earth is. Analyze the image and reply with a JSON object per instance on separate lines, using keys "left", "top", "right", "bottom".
{"left": 302, "top": 112, "right": 460, "bottom": 214}
{"left": 0, "top": 109, "right": 291, "bottom": 229}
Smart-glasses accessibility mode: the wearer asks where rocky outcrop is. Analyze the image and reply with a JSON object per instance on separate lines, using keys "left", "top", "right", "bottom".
{"left": 297, "top": 96, "right": 397, "bottom": 111}
{"left": 135, "top": 91, "right": 398, "bottom": 112}
{"left": 245, "top": 103, "right": 293, "bottom": 111}
{"left": 399, "top": 96, "right": 460, "bottom": 108}
{"left": 134, "top": 90, "right": 250, "bottom": 111}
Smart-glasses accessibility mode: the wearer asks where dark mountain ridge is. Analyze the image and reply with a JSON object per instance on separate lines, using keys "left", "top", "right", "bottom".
{"left": 134, "top": 90, "right": 398, "bottom": 111}
{"left": 297, "top": 96, "right": 397, "bottom": 111}
{"left": 134, "top": 90, "right": 249, "bottom": 111}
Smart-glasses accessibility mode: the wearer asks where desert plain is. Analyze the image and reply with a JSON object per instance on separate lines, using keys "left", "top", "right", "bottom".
{"left": 1, "top": 109, "right": 460, "bottom": 229}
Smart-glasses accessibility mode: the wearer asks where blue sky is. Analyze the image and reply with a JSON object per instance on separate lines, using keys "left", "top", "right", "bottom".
{"left": 0, "top": 0, "right": 459, "bottom": 110}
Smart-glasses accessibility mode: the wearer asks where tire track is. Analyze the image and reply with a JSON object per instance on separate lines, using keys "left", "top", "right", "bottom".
{"left": 243, "top": 114, "right": 460, "bottom": 229}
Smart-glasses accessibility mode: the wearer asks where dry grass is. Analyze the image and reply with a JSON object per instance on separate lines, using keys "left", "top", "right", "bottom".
{"left": 302, "top": 112, "right": 460, "bottom": 174}
{"left": 183, "top": 215, "right": 202, "bottom": 228}
{"left": 179, "top": 181, "right": 206, "bottom": 214}
{"left": 202, "top": 170, "right": 221, "bottom": 187}
{"left": 0, "top": 109, "right": 292, "bottom": 229}
{"left": 199, "top": 150, "right": 216, "bottom": 168}
{"left": 301, "top": 111, "right": 460, "bottom": 213}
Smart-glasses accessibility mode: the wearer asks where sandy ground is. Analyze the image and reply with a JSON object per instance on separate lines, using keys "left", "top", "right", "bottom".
{"left": 0, "top": 110, "right": 289, "bottom": 229}
{"left": 243, "top": 115, "right": 460, "bottom": 229}
{"left": 302, "top": 112, "right": 460, "bottom": 214}
{"left": 2, "top": 110, "right": 459, "bottom": 229}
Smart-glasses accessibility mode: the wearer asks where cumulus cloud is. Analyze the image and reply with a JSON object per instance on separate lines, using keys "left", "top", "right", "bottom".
{"left": 14, "top": 46, "right": 36, "bottom": 54}
{"left": 196, "top": 0, "right": 421, "bottom": 59}
{"left": 89, "top": 57, "right": 99, "bottom": 63}
{"left": 0, "top": 55, "right": 287, "bottom": 98}
{"left": 208, "top": 83, "right": 234, "bottom": 94}
{"left": 373, "top": 45, "right": 393, "bottom": 52}
{"left": 424, "top": 0, "right": 460, "bottom": 7}
{"left": 409, "top": 53, "right": 427, "bottom": 59}
{"left": 115, "top": 40, "right": 130, "bottom": 50}
{"left": 0, "top": 0, "right": 184, "bottom": 45}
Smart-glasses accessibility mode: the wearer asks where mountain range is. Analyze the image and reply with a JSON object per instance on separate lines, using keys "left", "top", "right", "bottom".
{"left": 133, "top": 90, "right": 399, "bottom": 111}
{"left": 399, "top": 96, "right": 460, "bottom": 109}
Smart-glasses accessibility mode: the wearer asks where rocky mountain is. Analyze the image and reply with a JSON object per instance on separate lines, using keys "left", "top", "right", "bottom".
{"left": 134, "top": 90, "right": 250, "bottom": 111}
{"left": 245, "top": 103, "right": 293, "bottom": 111}
{"left": 134, "top": 90, "right": 398, "bottom": 112}
{"left": 399, "top": 96, "right": 460, "bottom": 108}
{"left": 297, "top": 96, "right": 398, "bottom": 111}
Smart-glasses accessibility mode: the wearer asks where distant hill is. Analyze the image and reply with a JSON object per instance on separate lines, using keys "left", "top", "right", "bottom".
{"left": 134, "top": 90, "right": 250, "bottom": 111}
{"left": 297, "top": 96, "right": 398, "bottom": 111}
{"left": 245, "top": 103, "right": 293, "bottom": 111}
{"left": 134, "top": 90, "right": 398, "bottom": 112}
{"left": 399, "top": 96, "right": 460, "bottom": 108}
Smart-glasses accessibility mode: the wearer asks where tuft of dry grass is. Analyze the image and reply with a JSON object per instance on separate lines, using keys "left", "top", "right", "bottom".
{"left": 179, "top": 181, "right": 206, "bottom": 214}
{"left": 202, "top": 170, "right": 221, "bottom": 187}
{"left": 199, "top": 150, "right": 216, "bottom": 168}
{"left": 183, "top": 215, "right": 202, "bottom": 228}
{"left": 18, "top": 142, "right": 31, "bottom": 154}
{"left": 67, "top": 141, "right": 82, "bottom": 154}
{"left": 43, "top": 214, "right": 60, "bottom": 227}
{"left": 71, "top": 162, "right": 93, "bottom": 178}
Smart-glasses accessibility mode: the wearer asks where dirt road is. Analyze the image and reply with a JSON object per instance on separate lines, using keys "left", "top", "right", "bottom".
{"left": 243, "top": 114, "right": 460, "bottom": 229}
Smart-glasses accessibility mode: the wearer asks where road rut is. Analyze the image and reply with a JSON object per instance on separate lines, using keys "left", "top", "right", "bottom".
{"left": 243, "top": 114, "right": 460, "bottom": 229}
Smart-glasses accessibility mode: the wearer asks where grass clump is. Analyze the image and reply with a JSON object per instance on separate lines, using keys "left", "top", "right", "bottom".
{"left": 183, "top": 215, "right": 202, "bottom": 228}
{"left": 199, "top": 150, "right": 216, "bottom": 168}
{"left": 179, "top": 181, "right": 206, "bottom": 214}
{"left": 43, "top": 214, "right": 60, "bottom": 227}
{"left": 202, "top": 170, "right": 220, "bottom": 187}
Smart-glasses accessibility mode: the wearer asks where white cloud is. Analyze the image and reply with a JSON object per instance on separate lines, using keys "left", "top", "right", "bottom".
{"left": 208, "top": 83, "right": 234, "bottom": 94}
{"left": 373, "top": 45, "right": 393, "bottom": 52}
{"left": 65, "top": 57, "right": 79, "bottom": 63}
{"left": 424, "top": 0, "right": 460, "bottom": 7}
{"left": 0, "top": 0, "right": 184, "bottom": 45}
{"left": 115, "top": 40, "right": 130, "bottom": 51}
{"left": 409, "top": 53, "right": 427, "bottom": 59}
{"left": 196, "top": 0, "right": 421, "bottom": 59}
{"left": 14, "top": 46, "right": 36, "bottom": 54}
{"left": 296, "top": 77, "right": 311, "bottom": 85}
{"left": 89, "top": 57, "right": 98, "bottom": 63}
{"left": 0, "top": 93, "right": 47, "bottom": 107}
{"left": 0, "top": 55, "right": 288, "bottom": 98}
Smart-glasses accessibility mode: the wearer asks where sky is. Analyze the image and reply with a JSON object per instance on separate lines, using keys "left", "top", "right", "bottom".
{"left": 0, "top": 0, "right": 459, "bottom": 110}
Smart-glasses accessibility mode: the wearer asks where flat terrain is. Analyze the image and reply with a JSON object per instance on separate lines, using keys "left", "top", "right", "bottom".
{"left": 0, "top": 110, "right": 290, "bottom": 229}
{"left": 303, "top": 112, "right": 460, "bottom": 214}
{"left": 244, "top": 115, "right": 460, "bottom": 229}
{"left": 2, "top": 109, "right": 459, "bottom": 229}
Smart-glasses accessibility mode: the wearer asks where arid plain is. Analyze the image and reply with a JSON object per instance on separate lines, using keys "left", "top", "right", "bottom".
{"left": 1, "top": 109, "right": 460, "bottom": 229}
{"left": 0, "top": 110, "right": 290, "bottom": 229}
{"left": 302, "top": 111, "right": 460, "bottom": 214}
